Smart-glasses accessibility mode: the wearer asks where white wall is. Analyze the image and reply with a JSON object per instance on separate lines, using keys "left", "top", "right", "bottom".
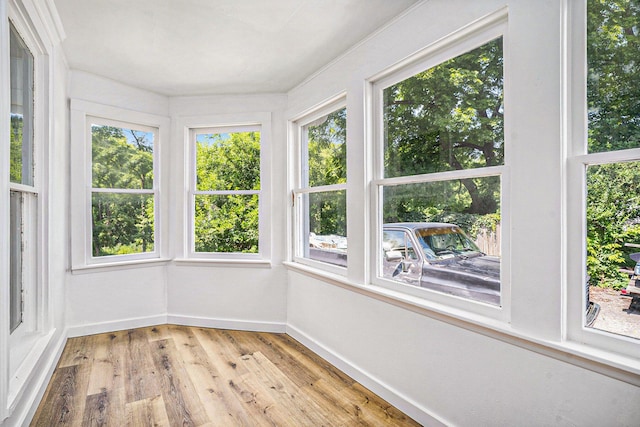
{"left": 285, "top": 0, "right": 640, "bottom": 425}
{"left": 65, "top": 75, "right": 290, "bottom": 334}
{"left": 65, "top": 71, "right": 170, "bottom": 335}
{"left": 0, "top": 0, "right": 70, "bottom": 424}
{"left": 166, "top": 94, "right": 289, "bottom": 331}
{"left": 4, "top": 0, "right": 638, "bottom": 425}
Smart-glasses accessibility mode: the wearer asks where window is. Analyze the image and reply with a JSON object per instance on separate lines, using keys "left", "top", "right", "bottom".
{"left": 70, "top": 101, "right": 169, "bottom": 269}
{"left": 9, "top": 21, "right": 36, "bottom": 334}
{"left": 90, "top": 120, "right": 157, "bottom": 257}
{"left": 373, "top": 30, "right": 505, "bottom": 308}
{"left": 569, "top": 0, "right": 640, "bottom": 345}
{"left": 190, "top": 126, "right": 261, "bottom": 255}
{"left": 292, "top": 102, "right": 347, "bottom": 270}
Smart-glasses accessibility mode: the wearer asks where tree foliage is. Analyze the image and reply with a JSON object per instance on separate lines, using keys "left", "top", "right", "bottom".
{"left": 306, "top": 109, "right": 347, "bottom": 237}
{"left": 586, "top": 0, "right": 640, "bottom": 288}
{"left": 384, "top": 37, "right": 503, "bottom": 216}
{"left": 588, "top": 0, "right": 640, "bottom": 153}
{"left": 195, "top": 132, "right": 260, "bottom": 253}
{"left": 91, "top": 125, "right": 155, "bottom": 256}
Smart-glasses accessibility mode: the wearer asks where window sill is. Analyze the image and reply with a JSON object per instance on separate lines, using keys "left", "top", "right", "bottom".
{"left": 71, "top": 258, "right": 172, "bottom": 274}
{"left": 283, "top": 261, "right": 640, "bottom": 387}
{"left": 173, "top": 258, "right": 272, "bottom": 268}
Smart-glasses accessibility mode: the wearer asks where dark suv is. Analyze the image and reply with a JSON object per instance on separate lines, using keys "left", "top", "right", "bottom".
{"left": 382, "top": 223, "right": 501, "bottom": 305}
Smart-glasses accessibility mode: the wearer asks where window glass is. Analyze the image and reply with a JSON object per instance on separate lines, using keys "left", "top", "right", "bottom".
{"left": 296, "top": 106, "right": 347, "bottom": 267}
{"left": 383, "top": 37, "right": 504, "bottom": 178}
{"left": 92, "top": 125, "right": 154, "bottom": 189}
{"left": 9, "top": 24, "right": 34, "bottom": 186}
{"left": 305, "top": 108, "right": 347, "bottom": 187}
{"left": 377, "top": 37, "right": 503, "bottom": 306}
{"left": 9, "top": 22, "right": 35, "bottom": 334}
{"left": 193, "top": 130, "right": 260, "bottom": 254}
{"left": 587, "top": 0, "right": 640, "bottom": 154}
{"left": 303, "top": 190, "right": 347, "bottom": 267}
{"left": 584, "top": 1, "right": 640, "bottom": 340}
{"left": 9, "top": 191, "right": 23, "bottom": 332}
{"left": 91, "top": 123, "right": 156, "bottom": 257}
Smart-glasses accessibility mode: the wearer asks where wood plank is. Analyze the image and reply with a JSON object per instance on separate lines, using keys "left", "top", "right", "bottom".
{"left": 237, "top": 351, "right": 336, "bottom": 426}
{"left": 149, "top": 338, "right": 210, "bottom": 426}
{"left": 168, "top": 325, "right": 258, "bottom": 426}
{"left": 124, "top": 395, "right": 171, "bottom": 427}
{"left": 31, "top": 325, "right": 420, "bottom": 427}
{"left": 83, "top": 331, "right": 127, "bottom": 426}
{"left": 30, "top": 365, "right": 79, "bottom": 426}
{"left": 123, "top": 328, "right": 161, "bottom": 403}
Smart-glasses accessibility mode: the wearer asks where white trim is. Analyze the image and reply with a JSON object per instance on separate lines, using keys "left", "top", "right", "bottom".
{"left": 167, "top": 315, "right": 286, "bottom": 334}
{"left": 564, "top": 0, "right": 640, "bottom": 360}
{"left": 369, "top": 8, "right": 508, "bottom": 91}
{"left": 69, "top": 99, "right": 170, "bottom": 269}
{"left": 65, "top": 315, "right": 169, "bottom": 338}
{"left": 284, "top": 261, "right": 640, "bottom": 387}
{"left": 289, "top": 96, "right": 348, "bottom": 269}
{"left": 175, "top": 112, "right": 272, "bottom": 262}
{"left": 369, "top": 20, "right": 509, "bottom": 321}
{"left": 0, "top": 1, "right": 11, "bottom": 418}
{"left": 5, "top": 329, "right": 65, "bottom": 426}
{"left": 172, "top": 258, "right": 272, "bottom": 268}
{"left": 373, "top": 165, "right": 507, "bottom": 187}
{"left": 292, "top": 183, "right": 347, "bottom": 194}
{"left": 70, "top": 257, "right": 171, "bottom": 274}
{"left": 286, "top": 324, "right": 448, "bottom": 426}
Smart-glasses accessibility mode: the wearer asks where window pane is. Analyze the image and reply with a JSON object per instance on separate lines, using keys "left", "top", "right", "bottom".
{"left": 10, "top": 191, "right": 24, "bottom": 332}
{"left": 301, "top": 191, "right": 347, "bottom": 267}
{"left": 92, "top": 124, "right": 154, "bottom": 189}
{"left": 304, "top": 108, "right": 346, "bottom": 187}
{"left": 383, "top": 37, "right": 504, "bottom": 178}
{"left": 91, "top": 193, "right": 155, "bottom": 256}
{"left": 587, "top": 1, "right": 640, "bottom": 153}
{"left": 194, "top": 194, "right": 259, "bottom": 253}
{"left": 196, "top": 131, "right": 260, "bottom": 191}
{"left": 10, "top": 24, "right": 34, "bottom": 186}
{"left": 381, "top": 177, "right": 501, "bottom": 305}
{"left": 586, "top": 161, "right": 640, "bottom": 339}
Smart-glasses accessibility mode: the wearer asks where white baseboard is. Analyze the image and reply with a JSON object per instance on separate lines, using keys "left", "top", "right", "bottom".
{"left": 65, "top": 314, "right": 168, "bottom": 338}
{"left": 65, "top": 314, "right": 286, "bottom": 339}
{"left": 4, "top": 329, "right": 67, "bottom": 427}
{"left": 167, "top": 314, "right": 286, "bottom": 333}
{"left": 286, "top": 324, "right": 447, "bottom": 427}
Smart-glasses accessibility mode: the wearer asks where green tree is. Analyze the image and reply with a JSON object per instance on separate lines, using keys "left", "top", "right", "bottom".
{"left": 588, "top": 0, "right": 640, "bottom": 153}
{"left": 587, "top": 163, "right": 640, "bottom": 288}
{"left": 306, "top": 108, "right": 347, "bottom": 237}
{"left": 586, "top": 0, "right": 640, "bottom": 288}
{"left": 9, "top": 115, "right": 24, "bottom": 183}
{"left": 384, "top": 37, "right": 504, "bottom": 215}
{"left": 91, "top": 126, "right": 155, "bottom": 256}
{"left": 195, "top": 131, "right": 260, "bottom": 253}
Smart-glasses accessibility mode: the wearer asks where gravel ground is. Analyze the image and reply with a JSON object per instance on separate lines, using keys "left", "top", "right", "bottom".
{"left": 589, "top": 285, "right": 640, "bottom": 340}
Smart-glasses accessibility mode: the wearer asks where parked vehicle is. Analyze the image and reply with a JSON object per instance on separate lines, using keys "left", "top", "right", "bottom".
{"left": 382, "top": 222, "right": 500, "bottom": 305}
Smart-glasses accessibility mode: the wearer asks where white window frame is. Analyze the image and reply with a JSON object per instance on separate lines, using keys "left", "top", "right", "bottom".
{"left": 2, "top": 0, "right": 55, "bottom": 415}
{"left": 565, "top": 0, "right": 640, "bottom": 359}
{"left": 176, "top": 112, "right": 272, "bottom": 264}
{"left": 369, "top": 17, "right": 510, "bottom": 321}
{"left": 70, "top": 100, "right": 170, "bottom": 270}
{"left": 291, "top": 96, "right": 348, "bottom": 275}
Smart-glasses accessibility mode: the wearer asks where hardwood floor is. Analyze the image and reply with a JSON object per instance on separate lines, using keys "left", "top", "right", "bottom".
{"left": 31, "top": 325, "right": 421, "bottom": 426}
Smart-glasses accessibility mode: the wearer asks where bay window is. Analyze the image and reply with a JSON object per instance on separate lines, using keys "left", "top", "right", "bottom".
{"left": 292, "top": 101, "right": 347, "bottom": 270}
{"left": 372, "top": 25, "right": 506, "bottom": 312}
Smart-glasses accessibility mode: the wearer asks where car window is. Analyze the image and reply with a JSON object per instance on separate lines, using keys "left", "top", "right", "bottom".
{"left": 383, "top": 230, "right": 417, "bottom": 260}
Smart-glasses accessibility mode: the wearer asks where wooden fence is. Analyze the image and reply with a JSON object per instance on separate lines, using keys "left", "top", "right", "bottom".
{"left": 474, "top": 224, "right": 500, "bottom": 256}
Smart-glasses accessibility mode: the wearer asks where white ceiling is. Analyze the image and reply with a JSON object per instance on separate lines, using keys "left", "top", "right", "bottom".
{"left": 53, "top": 0, "right": 419, "bottom": 96}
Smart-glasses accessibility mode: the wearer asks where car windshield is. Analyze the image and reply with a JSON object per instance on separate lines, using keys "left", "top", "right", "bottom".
{"left": 415, "top": 226, "right": 482, "bottom": 260}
